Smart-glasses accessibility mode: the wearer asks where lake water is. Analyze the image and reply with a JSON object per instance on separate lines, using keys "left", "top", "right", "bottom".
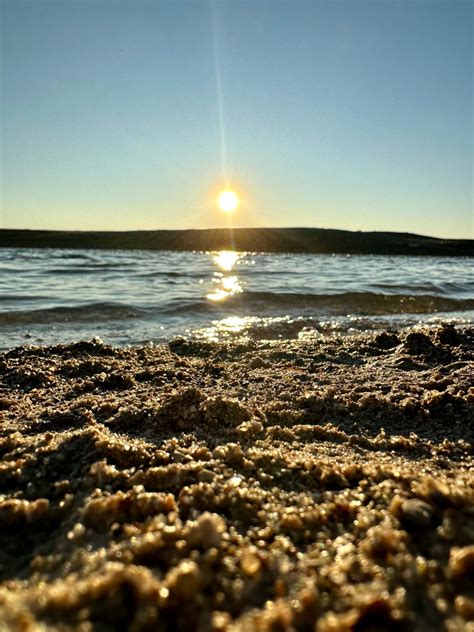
{"left": 0, "top": 248, "right": 473, "bottom": 350}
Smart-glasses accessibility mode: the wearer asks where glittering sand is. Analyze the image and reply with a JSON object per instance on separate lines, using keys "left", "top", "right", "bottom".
{"left": 0, "top": 325, "right": 473, "bottom": 631}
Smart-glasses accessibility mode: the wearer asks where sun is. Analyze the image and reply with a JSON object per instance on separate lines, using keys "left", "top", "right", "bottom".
{"left": 218, "top": 190, "right": 239, "bottom": 214}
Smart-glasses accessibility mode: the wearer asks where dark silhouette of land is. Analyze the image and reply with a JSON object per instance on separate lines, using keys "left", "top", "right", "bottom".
{"left": 0, "top": 227, "right": 472, "bottom": 256}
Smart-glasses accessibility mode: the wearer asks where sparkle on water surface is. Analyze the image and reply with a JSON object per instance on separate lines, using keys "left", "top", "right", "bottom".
{"left": 207, "top": 250, "right": 243, "bottom": 301}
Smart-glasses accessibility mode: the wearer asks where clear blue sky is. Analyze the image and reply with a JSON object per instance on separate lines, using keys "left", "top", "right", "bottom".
{"left": 1, "top": 0, "right": 472, "bottom": 237}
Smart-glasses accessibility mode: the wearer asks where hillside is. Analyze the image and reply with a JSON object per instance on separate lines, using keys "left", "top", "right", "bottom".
{"left": 0, "top": 227, "right": 472, "bottom": 256}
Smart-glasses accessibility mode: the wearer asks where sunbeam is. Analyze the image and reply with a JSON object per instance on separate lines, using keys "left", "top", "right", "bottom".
{"left": 211, "top": 0, "right": 228, "bottom": 185}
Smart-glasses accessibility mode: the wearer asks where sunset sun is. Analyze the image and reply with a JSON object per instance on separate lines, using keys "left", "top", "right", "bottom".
{"left": 218, "top": 190, "right": 238, "bottom": 214}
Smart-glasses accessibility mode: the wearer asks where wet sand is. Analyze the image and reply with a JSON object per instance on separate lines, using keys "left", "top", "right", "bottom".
{"left": 0, "top": 325, "right": 473, "bottom": 631}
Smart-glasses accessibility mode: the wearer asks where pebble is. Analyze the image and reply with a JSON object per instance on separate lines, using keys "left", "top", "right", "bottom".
{"left": 249, "top": 356, "right": 268, "bottom": 369}
{"left": 399, "top": 499, "right": 435, "bottom": 529}
{"left": 449, "top": 545, "right": 474, "bottom": 580}
{"left": 241, "top": 549, "right": 261, "bottom": 576}
{"left": 166, "top": 560, "right": 202, "bottom": 599}
{"left": 403, "top": 332, "right": 435, "bottom": 355}
{"left": 187, "top": 512, "right": 226, "bottom": 549}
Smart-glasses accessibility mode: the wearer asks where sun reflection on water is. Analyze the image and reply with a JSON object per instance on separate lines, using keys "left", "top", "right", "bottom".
{"left": 212, "top": 250, "right": 240, "bottom": 272}
{"left": 207, "top": 250, "right": 244, "bottom": 301}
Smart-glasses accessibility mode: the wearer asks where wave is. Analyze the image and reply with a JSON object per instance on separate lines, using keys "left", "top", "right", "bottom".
{"left": 135, "top": 270, "right": 205, "bottom": 279}
{"left": 371, "top": 282, "right": 474, "bottom": 295}
{"left": 0, "top": 294, "right": 53, "bottom": 303}
{"left": 45, "top": 265, "right": 134, "bottom": 274}
{"left": 240, "top": 291, "right": 474, "bottom": 313}
{"left": 1, "top": 292, "right": 473, "bottom": 327}
{"left": 166, "top": 291, "right": 474, "bottom": 316}
{"left": 0, "top": 302, "right": 147, "bottom": 325}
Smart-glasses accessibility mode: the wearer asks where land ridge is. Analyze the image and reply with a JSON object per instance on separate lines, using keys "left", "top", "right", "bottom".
{"left": 0, "top": 227, "right": 472, "bottom": 256}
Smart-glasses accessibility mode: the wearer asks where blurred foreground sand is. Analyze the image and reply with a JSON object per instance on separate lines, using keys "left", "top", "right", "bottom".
{"left": 0, "top": 326, "right": 473, "bottom": 631}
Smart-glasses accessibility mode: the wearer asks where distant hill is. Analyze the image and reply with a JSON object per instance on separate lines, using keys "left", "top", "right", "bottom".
{"left": 0, "top": 227, "right": 472, "bottom": 256}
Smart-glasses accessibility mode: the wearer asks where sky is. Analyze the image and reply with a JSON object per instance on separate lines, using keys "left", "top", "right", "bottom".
{"left": 0, "top": 0, "right": 472, "bottom": 238}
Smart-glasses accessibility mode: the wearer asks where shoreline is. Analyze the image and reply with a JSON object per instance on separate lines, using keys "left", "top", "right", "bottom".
{"left": 1, "top": 227, "right": 473, "bottom": 256}
{"left": 0, "top": 325, "right": 473, "bottom": 630}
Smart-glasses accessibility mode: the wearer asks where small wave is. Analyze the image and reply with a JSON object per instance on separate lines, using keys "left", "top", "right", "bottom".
{"left": 135, "top": 270, "right": 205, "bottom": 279}
{"left": 372, "top": 282, "right": 474, "bottom": 295}
{"left": 49, "top": 251, "right": 99, "bottom": 260}
{"left": 0, "top": 302, "right": 147, "bottom": 325}
{"left": 235, "top": 291, "right": 474, "bottom": 314}
{"left": 163, "top": 291, "right": 474, "bottom": 316}
{"left": 45, "top": 264, "right": 133, "bottom": 274}
{"left": 0, "top": 294, "right": 53, "bottom": 303}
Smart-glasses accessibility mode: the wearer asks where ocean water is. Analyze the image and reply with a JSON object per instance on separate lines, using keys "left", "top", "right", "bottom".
{"left": 0, "top": 248, "right": 473, "bottom": 350}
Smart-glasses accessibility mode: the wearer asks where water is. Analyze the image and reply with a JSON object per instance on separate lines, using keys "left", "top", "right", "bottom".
{"left": 0, "top": 248, "right": 472, "bottom": 350}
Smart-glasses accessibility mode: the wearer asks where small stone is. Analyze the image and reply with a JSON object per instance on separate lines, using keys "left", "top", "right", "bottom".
{"left": 241, "top": 549, "right": 261, "bottom": 576}
{"left": 67, "top": 523, "right": 86, "bottom": 540}
{"left": 197, "top": 469, "right": 215, "bottom": 483}
{"left": 436, "top": 325, "right": 460, "bottom": 346}
{"left": 202, "top": 397, "right": 251, "bottom": 428}
{"left": 166, "top": 560, "right": 202, "bottom": 599}
{"left": 373, "top": 332, "right": 400, "bottom": 350}
{"left": 212, "top": 611, "right": 232, "bottom": 631}
{"left": 0, "top": 398, "right": 15, "bottom": 410}
{"left": 449, "top": 545, "right": 474, "bottom": 581}
{"left": 417, "top": 477, "right": 451, "bottom": 507}
{"left": 249, "top": 356, "right": 268, "bottom": 369}
{"left": 237, "top": 419, "right": 264, "bottom": 436}
{"left": 212, "top": 446, "right": 227, "bottom": 459}
{"left": 281, "top": 513, "right": 303, "bottom": 531}
{"left": 351, "top": 598, "right": 397, "bottom": 630}
{"left": 403, "top": 332, "right": 435, "bottom": 355}
{"left": 187, "top": 512, "right": 226, "bottom": 549}
{"left": 455, "top": 595, "right": 474, "bottom": 619}
{"left": 399, "top": 499, "right": 434, "bottom": 529}
{"left": 228, "top": 476, "right": 242, "bottom": 488}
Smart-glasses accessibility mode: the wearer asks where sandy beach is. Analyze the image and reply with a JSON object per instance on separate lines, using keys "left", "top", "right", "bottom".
{"left": 0, "top": 325, "right": 473, "bottom": 631}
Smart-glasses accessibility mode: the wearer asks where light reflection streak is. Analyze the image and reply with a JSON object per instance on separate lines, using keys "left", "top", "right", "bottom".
{"left": 195, "top": 315, "right": 257, "bottom": 341}
{"left": 193, "top": 315, "right": 299, "bottom": 342}
{"left": 206, "top": 250, "right": 243, "bottom": 301}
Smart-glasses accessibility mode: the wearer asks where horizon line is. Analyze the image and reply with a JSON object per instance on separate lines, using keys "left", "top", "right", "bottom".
{"left": 0, "top": 225, "right": 472, "bottom": 242}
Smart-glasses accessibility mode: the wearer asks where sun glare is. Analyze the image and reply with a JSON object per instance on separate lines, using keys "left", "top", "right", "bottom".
{"left": 218, "top": 190, "right": 238, "bottom": 213}
{"left": 213, "top": 250, "right": 239, "bottom": 271}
